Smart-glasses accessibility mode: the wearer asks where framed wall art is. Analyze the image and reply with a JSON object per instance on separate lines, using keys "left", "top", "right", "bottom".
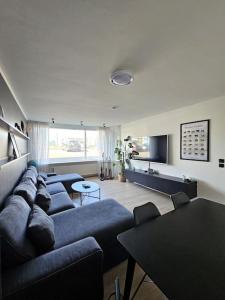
{"left": 180, "top": 119, "right": 210, "bottom": 161}
{"left": 9, "top": 132, "right": 20, "bottom": 159}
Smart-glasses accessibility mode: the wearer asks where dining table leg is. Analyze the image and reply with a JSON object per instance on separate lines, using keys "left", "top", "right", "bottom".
{"left": 123, "top": 255, "right": 136, "bottom": 300}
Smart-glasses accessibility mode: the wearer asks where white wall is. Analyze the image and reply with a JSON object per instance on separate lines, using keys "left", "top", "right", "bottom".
{"left": 122, "top": 96, "right": 225, "bottom": 204}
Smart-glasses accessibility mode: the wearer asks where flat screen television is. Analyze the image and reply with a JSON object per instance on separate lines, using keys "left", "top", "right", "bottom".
{"left": 132, "top": 135, "right": 168, "bottom": 163}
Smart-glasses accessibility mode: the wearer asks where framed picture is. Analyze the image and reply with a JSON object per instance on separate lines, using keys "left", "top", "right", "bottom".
{"left": 180, "top": 119, "right": 210, "bottom": 161}
{"left": 9, "top": 133, "right": 20, "bottom": 158}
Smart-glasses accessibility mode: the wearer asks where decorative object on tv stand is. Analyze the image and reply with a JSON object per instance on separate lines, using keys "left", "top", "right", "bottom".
{"left": 180, "top": 119, "right": 210, "bottom": 162}
{"left": 9, "top": 133, "right": 20, "bottom": 159}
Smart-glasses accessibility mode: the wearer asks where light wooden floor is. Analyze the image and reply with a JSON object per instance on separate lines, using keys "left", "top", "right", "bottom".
{"left": 72, "top": 177, "right": 174, "bottom": 300}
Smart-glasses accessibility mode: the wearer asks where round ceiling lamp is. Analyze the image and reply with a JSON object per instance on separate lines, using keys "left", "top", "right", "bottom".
{"left": 110, "top": 70, "right": 133, "bottom": 86}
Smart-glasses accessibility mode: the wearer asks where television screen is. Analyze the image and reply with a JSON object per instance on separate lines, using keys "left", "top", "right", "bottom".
{"left": 132, "top": 135, "right": 168, "bottom": 163}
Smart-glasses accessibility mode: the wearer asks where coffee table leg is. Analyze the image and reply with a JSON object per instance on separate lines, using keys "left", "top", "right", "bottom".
{"left": 80, "top": 193, "right": 83, "bottom": 206}
{"left": 123, "top": 255, "right": 135, "bottom": 300}
{"left": 99, "top": 188, "right": 101, "bottom": 200}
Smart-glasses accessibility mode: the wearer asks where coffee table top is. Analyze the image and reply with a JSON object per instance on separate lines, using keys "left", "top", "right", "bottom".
{"left": 71, "top": 181, "right": 100, "bottom": 193}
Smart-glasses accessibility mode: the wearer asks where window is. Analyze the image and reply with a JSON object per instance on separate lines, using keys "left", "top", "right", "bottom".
{"left": 49, "top": 128, "right": 98, "bottom": 162}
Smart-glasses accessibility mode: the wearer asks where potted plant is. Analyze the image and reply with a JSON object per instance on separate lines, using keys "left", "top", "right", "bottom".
{"left": 114, "top": 140, "right": 126, "bottom": 182}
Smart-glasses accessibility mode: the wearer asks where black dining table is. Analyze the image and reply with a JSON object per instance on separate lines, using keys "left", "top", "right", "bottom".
{"left": 118, "top": 198, "right": 225, "bottom": 300}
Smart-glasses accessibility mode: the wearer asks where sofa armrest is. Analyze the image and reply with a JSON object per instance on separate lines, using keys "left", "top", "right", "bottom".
{"left": 3, "top": 237, "right": 103, "bottom": 300}
{"left": 47, "top": 172, "right": 57, "bottom": 177}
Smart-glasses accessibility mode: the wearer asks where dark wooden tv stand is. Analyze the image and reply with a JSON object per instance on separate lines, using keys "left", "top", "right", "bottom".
{"left": 125, "top": 169, "right": 197, "bottom": 199}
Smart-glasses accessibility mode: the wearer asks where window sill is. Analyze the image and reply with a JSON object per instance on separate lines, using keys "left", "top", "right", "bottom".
{"left": 48, "top": 158, "right": 98, "bottom": 166}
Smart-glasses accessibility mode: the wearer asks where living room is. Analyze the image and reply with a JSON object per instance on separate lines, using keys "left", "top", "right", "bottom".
{"left": 1, "top": 1, "right": 225, "bottom": 300}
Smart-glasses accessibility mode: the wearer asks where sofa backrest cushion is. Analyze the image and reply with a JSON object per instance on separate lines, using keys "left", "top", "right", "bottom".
{"left": 13, "top": 181, "right": 37, "bottom": 207}
{"left": 35, "top": 185, "right": 51, "bottom": 212}
{"left": 37, "top": 175, "right": 46, "bottom": 187}
{"left": 22, "top": 169, "right": 37, "bottom": 185}
{"left": 0, "top": 195, "right": 36, "bottom": 268}
{"left": 38, "top": 172, "right": 48, "bottom": 181}
{"left": 27, "top": 165, "right": 38, "bottom": 177}
{"left": 27, "top": 205, "right": 55, "bottom": 253}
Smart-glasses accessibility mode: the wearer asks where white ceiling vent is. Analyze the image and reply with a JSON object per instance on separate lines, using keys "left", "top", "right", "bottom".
{"left": 110, "top": 70, "right": 133, "bottom": 86}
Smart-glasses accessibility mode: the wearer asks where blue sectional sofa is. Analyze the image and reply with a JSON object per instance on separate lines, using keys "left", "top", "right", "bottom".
{"left": 0, "top": 166, "right": 134, "bottom": 300}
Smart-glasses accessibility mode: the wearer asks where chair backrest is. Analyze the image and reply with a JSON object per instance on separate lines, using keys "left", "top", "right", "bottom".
{"left": 170, "top": 192, "right": 190, "bottom": 209}
{"left": 133, "top": 202, "right": 161, "bottom": 226}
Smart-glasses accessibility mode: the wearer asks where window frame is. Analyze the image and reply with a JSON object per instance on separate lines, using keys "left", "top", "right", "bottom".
{"left": 48, "top": 125, "right": 98, "bottom": 163}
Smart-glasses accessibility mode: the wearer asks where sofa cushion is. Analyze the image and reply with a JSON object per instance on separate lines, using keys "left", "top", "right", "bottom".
{"left": 13, "top": 181, "right": 37, "bottom": 207}
{"left": 27, "top": 165, "right": 38, "bottom": 177}
{"left": 20, "top": 177, "right": 37, "bottom": 190}
{"left": 22, "top": 169, "right": 37, "bottom": 185}
{"left": 45, "top": 173, "right": 84, "bottom": 193}
{"left": 46, "top": 182, "right": 67, "bottom": 195}
{"left": 37, "top": 175, "right": 46, "bottom": 187}
{"left": 52, "top": 199, "right": 134, "bottom": 250}
{"left": 47, "top": 192, "right": 74, "bottom": 215}
{"left": 35, "top": 186, "right": 51, "bottom": 212}
{"left": 27, "top": 205, "right": 55, "bottom": 253}
{"left": 0, "top": 195, "right": 36, "bottom": 268}
{"left": 38, "top": 172, "right": 48, "bottom": 181}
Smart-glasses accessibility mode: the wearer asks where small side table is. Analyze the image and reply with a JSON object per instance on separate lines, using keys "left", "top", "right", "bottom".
{"left": 71, "top": 181, "right": 101, "bottom": 206}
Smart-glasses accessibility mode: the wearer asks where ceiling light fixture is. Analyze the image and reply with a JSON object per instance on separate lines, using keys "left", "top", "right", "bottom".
{"left": 110, "top": 70, "right": 133, "bottom": 86}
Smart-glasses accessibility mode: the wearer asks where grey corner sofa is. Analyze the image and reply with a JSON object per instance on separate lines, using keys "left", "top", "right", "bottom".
{"left": 0, "top": 166, "right": 134, "bottom": 300}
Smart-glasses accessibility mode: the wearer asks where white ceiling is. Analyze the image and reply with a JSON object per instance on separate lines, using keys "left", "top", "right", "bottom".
{"left": 1, "top": 0, "right": 225, "bottom": 126}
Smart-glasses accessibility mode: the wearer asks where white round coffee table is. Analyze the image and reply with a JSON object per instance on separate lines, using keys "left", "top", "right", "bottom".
{"left": 71, "top": 181, "right": 101, "bottom": 206}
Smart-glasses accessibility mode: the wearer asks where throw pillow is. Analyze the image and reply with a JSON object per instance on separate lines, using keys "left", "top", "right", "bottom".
{"left": 27, "top": 165, "right": 38, "bottom": 177}
{"left": 37, "top": 175, "right": 47, "bottom": 187}
{"left": 0, "top": 195, "right": 36, "bottom": 268}
{"left": 14, "top": 181, "right": 37, "bottom": 207}
{"left": 27, "top": 205, "right": 55, "bottom": 253}
{"left": 35, "top": 185, "right": 51, "bottom": 211}
{"left": 38, "top": 172, "right": 48, "bottom": 181}
{"left": 22, "top": 169, "right": 37, "bottom": 185}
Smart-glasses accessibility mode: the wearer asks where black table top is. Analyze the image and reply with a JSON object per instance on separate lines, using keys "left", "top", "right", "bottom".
{"left": 118, "top": 198, "right": 225, "bottom": 300}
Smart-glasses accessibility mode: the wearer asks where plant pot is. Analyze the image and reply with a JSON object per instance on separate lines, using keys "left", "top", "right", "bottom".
{"left": 118, "top": 174, "right": 126, "bottom": 182}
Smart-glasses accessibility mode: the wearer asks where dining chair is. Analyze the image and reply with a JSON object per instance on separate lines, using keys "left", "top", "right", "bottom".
{"left": 130, "top": 202, "right": 161, "bottom": 299}
{"left": 133, "top": 202, "right": 161, "bottom": 226}
{"left": 170, "top": 192, "right": 190, "bottom": 209}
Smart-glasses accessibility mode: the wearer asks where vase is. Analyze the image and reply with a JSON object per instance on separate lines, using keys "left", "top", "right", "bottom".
{"left": 118, "top": 174, "right": 126, "bottom": 182}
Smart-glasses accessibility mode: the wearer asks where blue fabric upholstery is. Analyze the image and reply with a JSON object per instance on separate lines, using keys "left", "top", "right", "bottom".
{"left": 46, "top": 182, "right": 67, "bottom": 195}
{"left": 47, "top": 192, "right": 74, "bottom": 215}
{"left": 0, "top": 195, "right": 36, "bottom": 268}
{"left": 35, "top": 186, "right": 51, "bottom": 212}
{"left": 27, "top": 205, "right": 55, "bottom": 254}
{"left": 22, "top": 169, "right": 37, "bottom": 185}
{"left": 27, "top": 166, "right": 38, "bottom": 177}
{"left": 13, "top": 181, "right": 36, "bottom": 208}
{"left": 52, "top": 199, "right": 134, "bottom": 270}
{"left": 38, "top": 172, "right": 48, "bottom": 181}
{"left": 37, "top": 175, "right": 46, "bottom": 187}
{"left": 3, "top": 237, "right": 103, "bottom": 300}
{"left": 46, "top": 173, "right": 84, "bottom": 193}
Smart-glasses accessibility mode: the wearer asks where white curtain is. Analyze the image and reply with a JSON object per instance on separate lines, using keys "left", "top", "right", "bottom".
{"left": 27, "top": 121, "right": 49, "bottom": 170}
{"left": 97, "top": 126, "right": 121, "bottom": 177}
